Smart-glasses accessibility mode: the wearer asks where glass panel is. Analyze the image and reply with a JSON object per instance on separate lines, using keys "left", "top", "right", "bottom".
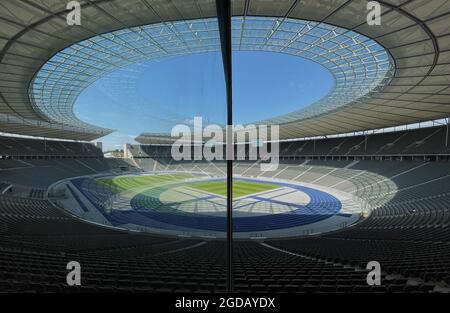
{"left": 231, "top": 6, "right": 396, "bottom": 294}
{"left": 0, "top": 0, "right": 227, "bottom": 294}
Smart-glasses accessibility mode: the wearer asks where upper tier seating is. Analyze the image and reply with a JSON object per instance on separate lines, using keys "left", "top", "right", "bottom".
{"left": 131, "top": 125, "right": 450, "bottom": 159}
{"left": 278, "top": 126, "right": 450, "bottom": 157}
{"left": 0, "top": 136, "right": 103, "bottom": 157}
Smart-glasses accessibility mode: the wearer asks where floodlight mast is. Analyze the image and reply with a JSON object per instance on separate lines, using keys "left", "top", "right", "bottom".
{"left": 216, "top": 0, "right": 233, "bottom": 293}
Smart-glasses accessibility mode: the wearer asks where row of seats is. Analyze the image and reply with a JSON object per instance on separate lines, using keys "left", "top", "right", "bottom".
{"left": 131, "top": 125, "right": 450, "bottom": 158}
{"left": 0, "top": 158, "right": 137, "bottom": 188}
{"left": 269, "top": 238, "right": 450, "bottom": 286}
{"left": 0, "top": 136, "right": 102, "bottom": 157}
{"left": 0, "top": 232, "right": 433, "bottom": 293}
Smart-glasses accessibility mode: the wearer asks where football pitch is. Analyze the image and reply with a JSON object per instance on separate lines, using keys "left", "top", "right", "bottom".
{"left": 97, "top": 174, "right": 280, "bottom": 199}
{"left": 188, "top": 180, "right": 280, "bottom": 198}
{"left": 97, "top": 173, "right": 193, "bottom": 192}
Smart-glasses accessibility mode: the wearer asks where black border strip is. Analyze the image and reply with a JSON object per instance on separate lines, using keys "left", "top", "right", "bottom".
{"left": 216, "top": 0, "right": 234, "bottom": 293}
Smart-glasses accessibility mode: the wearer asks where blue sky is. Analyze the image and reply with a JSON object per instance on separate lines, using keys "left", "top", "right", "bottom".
{"left": 75, "top": 51, "right": 333, "bottom": 151}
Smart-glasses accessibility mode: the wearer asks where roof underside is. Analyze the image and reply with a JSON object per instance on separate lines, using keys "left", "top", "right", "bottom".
{"left": 0, "top": 0, "right": 449, "bottom": 140}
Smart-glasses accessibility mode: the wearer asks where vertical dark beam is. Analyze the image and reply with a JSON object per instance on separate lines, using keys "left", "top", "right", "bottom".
{"left": 216, "top": 0, "right": 233, "bottom": 293}
{"left": 446, "top": 118, "right": 449, "bottom": 148}
{"left": 365, "top": 134, "right": 368, "bottom": 152}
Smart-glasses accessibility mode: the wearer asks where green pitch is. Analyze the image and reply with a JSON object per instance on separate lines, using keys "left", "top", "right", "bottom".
{"left": 97, "top": 173, "right": 193, "bottom": 192}
{"left": 188, "top": 180, "right": 280, "bottom": 198}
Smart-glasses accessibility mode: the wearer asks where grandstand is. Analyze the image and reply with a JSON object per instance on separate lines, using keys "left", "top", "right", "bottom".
{"left": 1, "top": 126, "right": 450, "bottom": 292}
{"left": 0, "top": 0, "right": 449, "bottom": 295}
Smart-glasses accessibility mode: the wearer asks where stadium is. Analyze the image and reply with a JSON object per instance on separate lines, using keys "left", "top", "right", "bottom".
{"left": 0, "top": 0, "right": 449, "bottom": 295}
